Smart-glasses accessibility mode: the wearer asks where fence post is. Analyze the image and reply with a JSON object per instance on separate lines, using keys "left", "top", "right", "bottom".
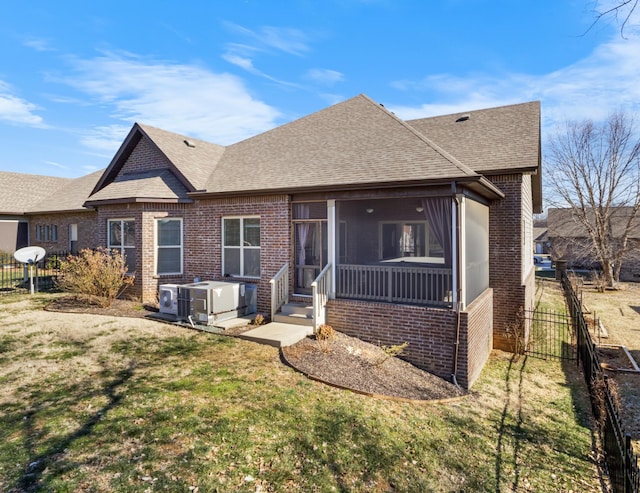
{"left": 624, "top": 433, "right": 633, "bottom": 493}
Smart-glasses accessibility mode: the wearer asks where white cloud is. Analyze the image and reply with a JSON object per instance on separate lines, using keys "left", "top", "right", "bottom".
{"left": 389, "top": 29, "right": 640, "bottom": 137}
{"left": 58, "top": 52, "right": 282, "bottom": 152}
{"left": 222, "top": 54, "right": 259, "bottom": 73}
{"left": 0, "top": 81, "right": 45, "bottom": 127}
{"left": 223, "top": 22, "right": 310, "bottom": 56}
{"left": 23, "top": 37, "right": 55, "bottom": 52}
{"left": 79, "top": 124, "right": 131, "bottom": 155}
{"left": 45, "top": 160, "right": 68, "bottom": 170}
{"left": 305, "top": 69, "right": 344, "bottom": 86}
{"left": 221, "top": 22, "right": 312, "bottom": 87}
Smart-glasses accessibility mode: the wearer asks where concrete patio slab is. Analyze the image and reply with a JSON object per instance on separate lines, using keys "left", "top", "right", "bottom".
{"left": 236, "top": 322, "right": 313, "bottom": 348}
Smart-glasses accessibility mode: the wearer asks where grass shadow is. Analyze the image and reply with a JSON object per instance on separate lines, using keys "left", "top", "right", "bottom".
{"left": 16, "top": 360, "right": 136, "bottom": 492}
{"left": 493, "top": 353, "right": 527, "bottom": 493}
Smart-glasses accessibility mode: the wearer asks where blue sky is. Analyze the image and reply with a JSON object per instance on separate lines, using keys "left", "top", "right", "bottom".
{"left": 1, "top": 0, "right": 639, "bottom": 178}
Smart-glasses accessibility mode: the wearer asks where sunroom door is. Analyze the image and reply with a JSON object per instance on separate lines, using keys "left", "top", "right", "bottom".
{"left": 294, "top": 220, "right": 328, "bottom": 295}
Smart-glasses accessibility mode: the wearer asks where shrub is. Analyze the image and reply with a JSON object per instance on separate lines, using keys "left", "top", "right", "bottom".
{"left": 504, "top": 306, "right": 526, "bottom": 357}
{"left": 56, "top": 248, "right": 134, "bottom": 307}
{"left": 372, "top": 341, "right": 409, "bottom": 367}
{"left": 315, "top": 324, "right": 336, "bottom": 353}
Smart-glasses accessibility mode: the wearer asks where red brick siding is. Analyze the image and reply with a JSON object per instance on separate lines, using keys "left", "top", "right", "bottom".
{"left": 180, "top": 195, "right": 291, "bottom": 314}
{"left": 29, "top": 211, "right": 98, "bottom": 253}
{"left": 119, "top": 137, "right": 171, "bottom": 175}
{"left": 462, "top": 287, "right": 493, "bottom": 387}
{"left": 488, "top": 173, "right": 534, "bottom": 351}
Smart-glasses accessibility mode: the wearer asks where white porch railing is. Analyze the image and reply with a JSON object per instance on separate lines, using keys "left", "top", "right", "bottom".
{"left": 336, "top": 264, "right": 452, "bottom": 307}
{"left": 269, "top": 263, "right": 289, "bottom": 321}
{"left": 311, "top": 263, "right": 331, "bottom": 330}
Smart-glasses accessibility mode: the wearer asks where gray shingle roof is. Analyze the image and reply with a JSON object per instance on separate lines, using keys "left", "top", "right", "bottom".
{"left": 137, "top": 124, "right": 224, "bottom": 191}
{"left": 0, "top": 171, "right": 71, "bottom": 214}
{"left": 5, "top": 94, "right": 541, "bottom": 210}
{"left": 86, "top": 169, "right": 191, "bottom": 204}
{"left": 407, "top": 101, "right": 541, "bottom": 174}
{"left": 29, "top": 169, "right": 104, "bottom": 213}
{"left": 408, "top": 101, "right": 542, "bottom": 211}
{"left": 203, "top": 94, "right": 481, "bottom": 195}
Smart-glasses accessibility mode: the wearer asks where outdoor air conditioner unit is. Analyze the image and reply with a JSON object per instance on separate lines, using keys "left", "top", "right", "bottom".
{"left": 177, "top": 281, "right": 248, "bottom": 325}
{"left": 158, "top": 284, "right": 180, "bottom": 316}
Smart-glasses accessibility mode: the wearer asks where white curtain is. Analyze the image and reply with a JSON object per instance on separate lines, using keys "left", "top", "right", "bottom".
{"left": 295, "top": 204, "right": 311, "bottom": 286}
{"left": 422, "top": 197, "right": 453, "bottom": 267}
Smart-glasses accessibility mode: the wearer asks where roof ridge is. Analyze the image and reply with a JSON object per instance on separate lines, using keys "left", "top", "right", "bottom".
{"left": 137, "top": 123, "right": 225, "bottom": 149}
{"left": 407, "top": 100, "right": 540, "bottom": 123}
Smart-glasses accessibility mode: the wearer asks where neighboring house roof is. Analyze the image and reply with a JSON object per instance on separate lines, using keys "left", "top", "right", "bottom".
{"left": 548, "top": 207, "right": 640, "bottom": 239}
{"left": 29, "top": 169, "right": 104, "bottom": 213}
{"left": 200, "top": 94, "right": 501, "bottom": 197}
{"left": 0, "top": 171, "right": 71, "bottom": 215}
{"left": 533, "top": 227, "right": 548, "bottom": 242}
{"left": 407, "top": 101, "right": 542, "bottom": 212}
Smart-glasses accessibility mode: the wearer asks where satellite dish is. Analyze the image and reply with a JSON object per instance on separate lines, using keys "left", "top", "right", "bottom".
{"left": 13, "top": 246, "right": 46, "bottom": 295}
{"left": 14, "top": 246, "right": 46, "bottom": 264}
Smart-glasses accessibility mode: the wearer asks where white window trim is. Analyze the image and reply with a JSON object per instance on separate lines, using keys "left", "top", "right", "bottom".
{"left": 154, "top": 217, "right": 183, "bottom": 276}
{"left": 222, "top": 215, "right": 261, "bottom": 279}
{"left": 107, "top": 218, "right": 135, "bottom": 256}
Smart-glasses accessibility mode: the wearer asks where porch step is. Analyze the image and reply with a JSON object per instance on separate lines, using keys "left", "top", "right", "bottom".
{"left": 274, "top": 302, "right": 314, "bottom": 327}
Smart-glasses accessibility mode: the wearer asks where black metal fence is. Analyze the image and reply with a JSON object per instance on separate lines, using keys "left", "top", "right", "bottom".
{"left": 0, "top": 251, "right": 68, "bottom": 294}
{"left": 562, "top": 273, "right": 639, "bottom": 493}
{"left": 524, "top": 307, "right": 576, "bottom": 361}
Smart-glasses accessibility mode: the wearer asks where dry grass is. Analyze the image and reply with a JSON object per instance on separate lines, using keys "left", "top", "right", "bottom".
{"left": 0, "top": 292, "right": 603, "bottom": 492}
{"left": 577, "top": 281, "right": 640, "bottom": 447}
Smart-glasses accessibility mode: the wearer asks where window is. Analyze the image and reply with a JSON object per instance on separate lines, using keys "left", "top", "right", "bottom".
{"left": 223, "top": 217, "right": 260, "bottom": 277}
{"left": 108, "top": 219, "right": 136, "bottom": 271}
{"left": 36, "top": 224, "right": 58, "bottom": 242}
{"left": 379, "top": 221, "right": 444, "bottom": 263}
{"left": 69, "top": 224, "right": 78, "bottom": 254}
{"left": 156, "top": 218, "right": 183, "bottom": 275}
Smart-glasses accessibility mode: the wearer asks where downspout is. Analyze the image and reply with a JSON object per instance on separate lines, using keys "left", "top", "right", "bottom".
{"left": 452, "top": 189, "right": 463, "bottom": 388}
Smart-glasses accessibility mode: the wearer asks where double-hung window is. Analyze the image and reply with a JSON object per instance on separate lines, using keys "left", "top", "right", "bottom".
{"left": 156, "top": 218, "right": 183, "bottom": 275}
{"left": 223, "top": 217, "right": 260, "bottom": 277}
{"left": 108, "top": 219, "right": 135, "bottom": 271}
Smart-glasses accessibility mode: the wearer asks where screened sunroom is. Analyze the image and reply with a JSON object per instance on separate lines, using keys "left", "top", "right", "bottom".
{"left": 292, "top": 193, "right": 490, "bottom": 310}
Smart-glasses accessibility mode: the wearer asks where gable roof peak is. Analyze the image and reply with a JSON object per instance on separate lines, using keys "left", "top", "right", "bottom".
{"left": 89, "top": 122, "right": 226, "bottom": 200}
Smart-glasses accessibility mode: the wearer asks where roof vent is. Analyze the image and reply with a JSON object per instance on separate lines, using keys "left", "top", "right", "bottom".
{"left": 456, "top": 114, "right": 470, "bottom": 122}
{"left": 184, "top": 139, "right": 196, "bottom": 148}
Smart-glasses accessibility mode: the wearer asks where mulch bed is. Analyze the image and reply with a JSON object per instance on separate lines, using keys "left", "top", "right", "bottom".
{"left": 44, "top": 294, "right": 158, "bottom": 318}
{"left": 282, "top": 332, "right": 466, "bottom": 402}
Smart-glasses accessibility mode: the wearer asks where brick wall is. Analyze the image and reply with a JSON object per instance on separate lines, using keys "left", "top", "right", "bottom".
{"left": 326, "top": 290, "right": 492, "bottom": 389}
{"left": 462, "top": 287, "right": 494, "bottom": 387}
{"left": 119, "top": 137, "right": 171, "bottom": 175}
{"left": 180, "top": 195, "right": 291, "bottom": 314}
{"left": 28, "top": 211, "right": 98, "bottom": 253}
{"left": 488, "top": 173, "right": 535, "bottom": 351}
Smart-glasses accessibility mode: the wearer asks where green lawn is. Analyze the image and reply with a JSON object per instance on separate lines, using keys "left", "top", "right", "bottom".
{"left": 0, "top": 291, "right": 602, "bottom": 492}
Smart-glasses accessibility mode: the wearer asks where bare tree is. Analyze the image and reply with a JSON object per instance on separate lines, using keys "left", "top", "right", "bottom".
{"left": 546, "top": 111, "right": 640, "bottom": 285}
{"left": 588, "top": 0, "right": 639, "bottom": 37}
